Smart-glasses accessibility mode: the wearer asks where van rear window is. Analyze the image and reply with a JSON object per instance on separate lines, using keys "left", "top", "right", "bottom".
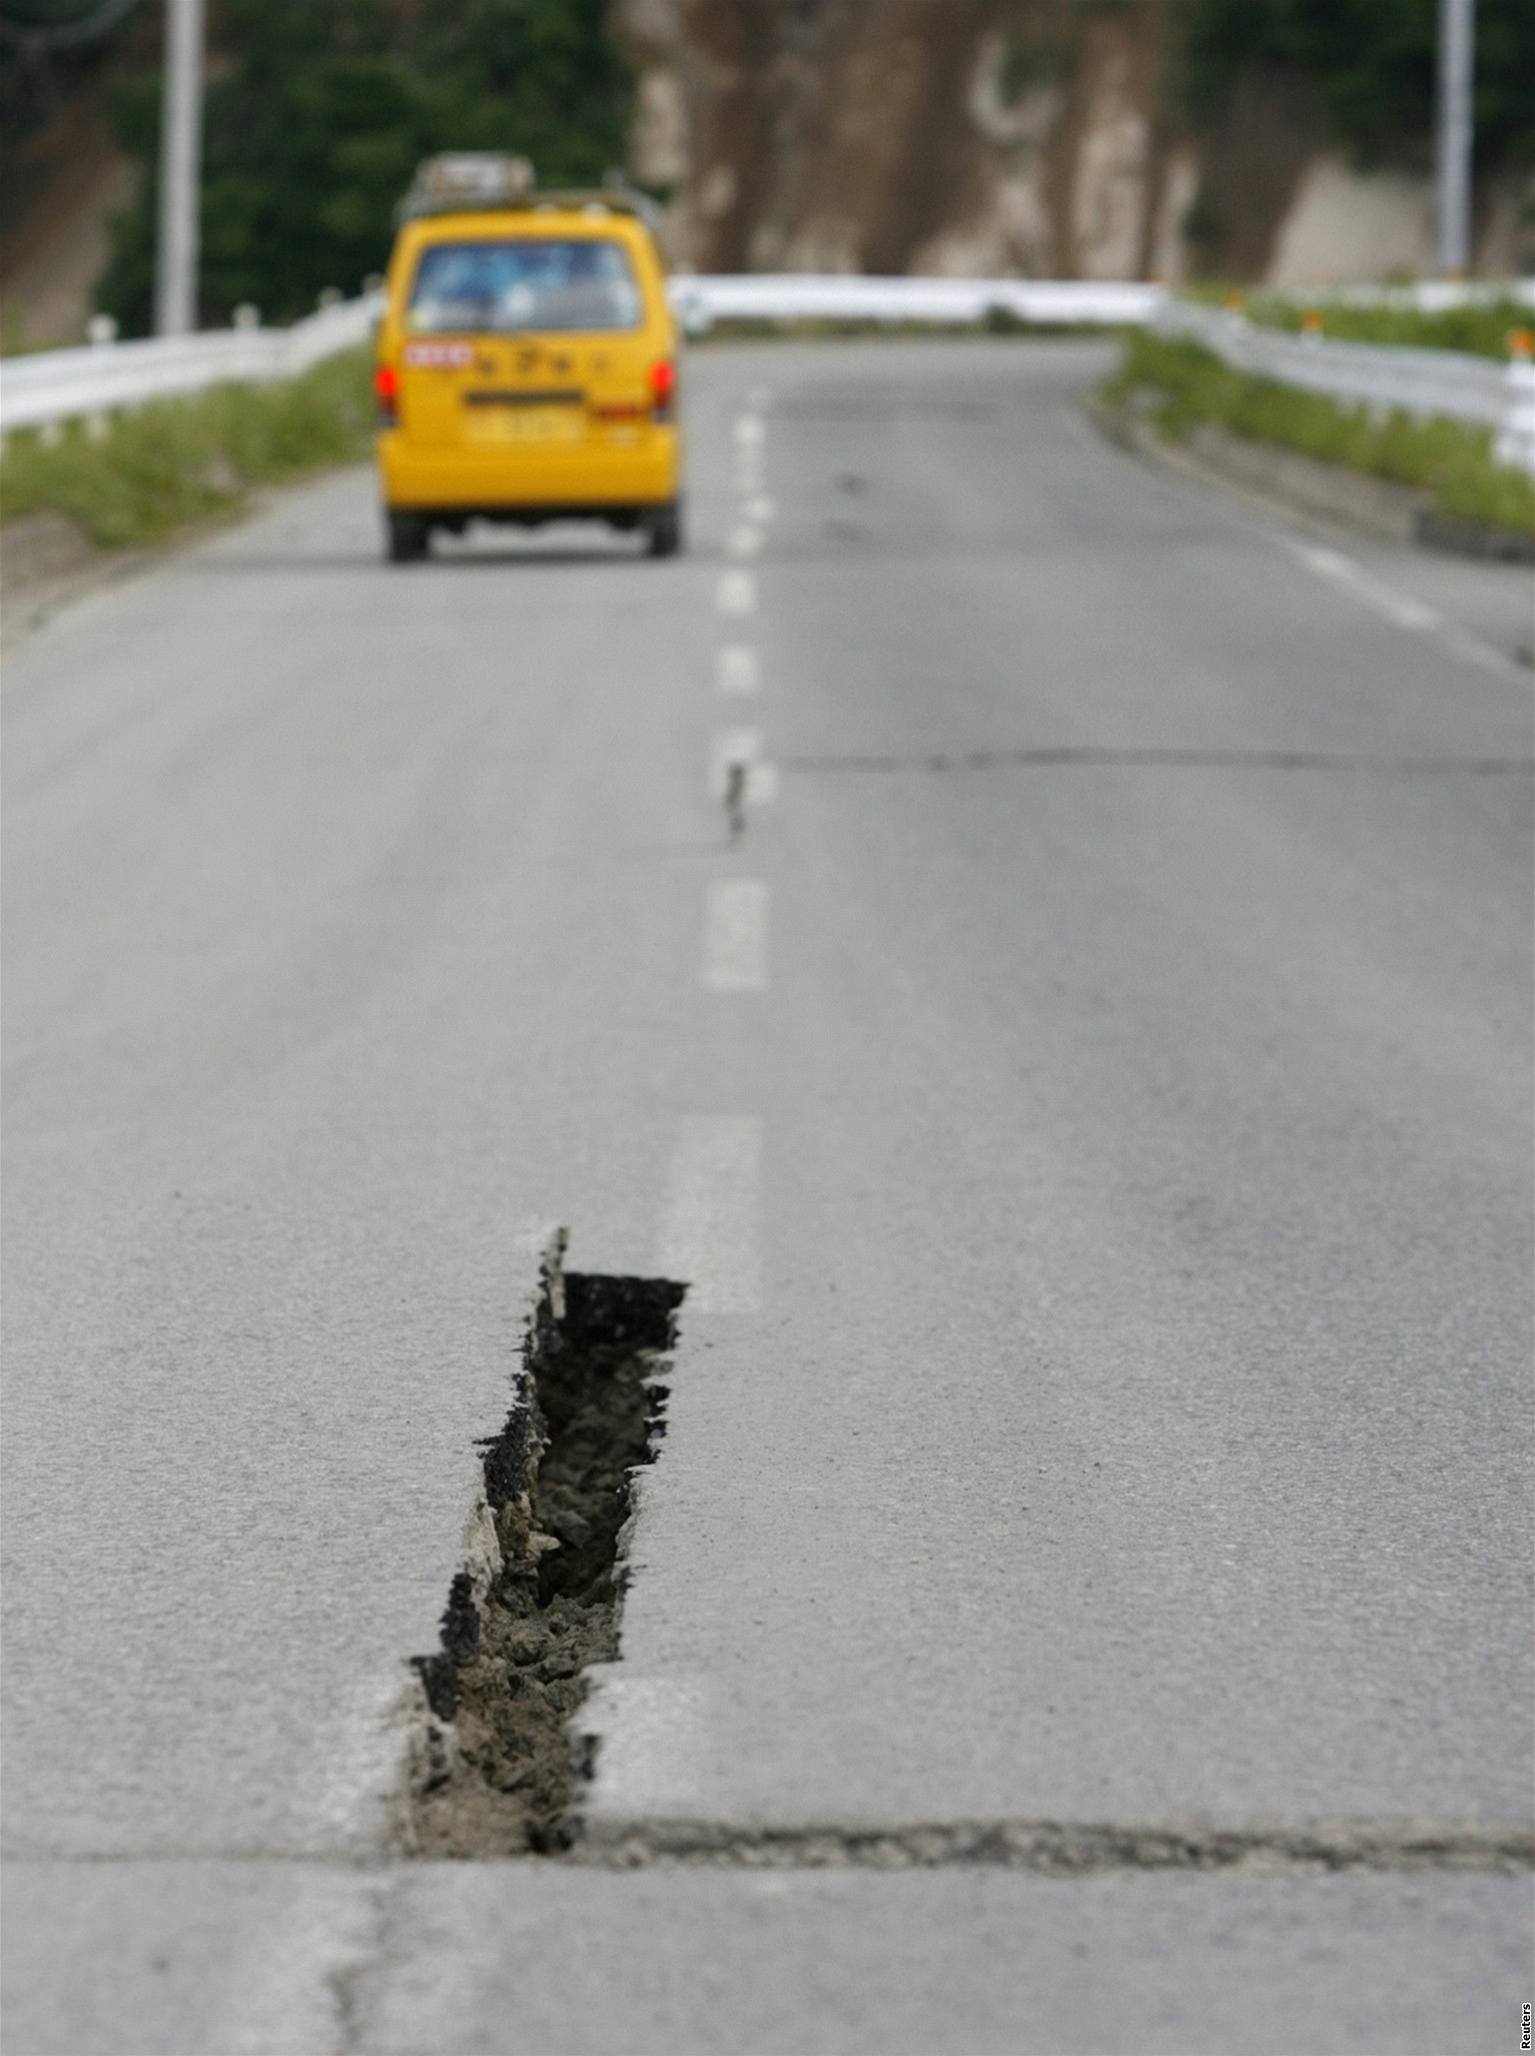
{"left": 406, "top": 238, "right": 642, "bottom": 335}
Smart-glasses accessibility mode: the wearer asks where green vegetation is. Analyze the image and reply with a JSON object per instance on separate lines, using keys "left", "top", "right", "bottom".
{"left": 1232, "top": 293, "right": 1535, "bottom": 360}
{"left": 1106, "top": 329, "right": 1535, "bottom": 535}
{"left": 1173, "top": 0, "right": 1535, "bottom": 276}
{"left": 0, "top": 312, "right": 58, "bottom": 359}
{"left": 96, "top": 0, "right": 632, "bottom": 334}
{"left": 10, "top": 2, "right": 1535, "bottom": 331}
{"left": 1176, "top": 0, "right": 1535, "bottom": 176}
{"left": 691, "top": 312, "right": 1104, "bottom": 342}
{"left": 0, "top": 347, "right": 373, "bottom": 549}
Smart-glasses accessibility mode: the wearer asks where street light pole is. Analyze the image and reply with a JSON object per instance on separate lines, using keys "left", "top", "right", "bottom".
{"left": 1435, "top": 0, "right": 1475, "bottom": 276}
{"left": 154, "top": 0, "right": 204, "bottom": 335}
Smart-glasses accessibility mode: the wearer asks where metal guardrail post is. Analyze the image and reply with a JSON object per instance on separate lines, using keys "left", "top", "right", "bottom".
{"left": 1495, "top": 357, "right": 1535, "bottom": 474}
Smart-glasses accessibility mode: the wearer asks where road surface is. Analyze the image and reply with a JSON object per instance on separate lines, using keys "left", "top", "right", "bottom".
{"left": 3, "top": 340, "right": 1531, "bottom": 2053}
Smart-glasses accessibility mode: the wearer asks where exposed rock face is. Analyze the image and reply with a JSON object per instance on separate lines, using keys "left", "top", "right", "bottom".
{"left": 620, "top": 0, "right": 1171, "bottom": 276}
{"left": 0, "top": 90, "right": 137, "bottom": 348}
{"left": 617, "top": 0, "right": 1534, "bottom": 282}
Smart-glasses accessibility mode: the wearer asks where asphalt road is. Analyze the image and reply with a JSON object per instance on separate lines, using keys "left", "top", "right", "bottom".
{"left": 3, "top": 340, "right": 1531, "bottom": 2054}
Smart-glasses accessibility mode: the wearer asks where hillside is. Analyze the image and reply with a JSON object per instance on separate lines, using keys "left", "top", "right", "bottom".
{"left": 2, "top": 0, "right": 1533, "bottom": 344}
{"left": 620, "top": 0, "right": 1535, "bottom": 281}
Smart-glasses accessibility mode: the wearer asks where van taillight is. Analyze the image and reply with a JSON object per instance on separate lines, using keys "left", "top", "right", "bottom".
{"left": 373, "top": 364, "right": 399, "bottom": 425}
{"left": 649, "top": 359, "right": 677, "bottom": 418}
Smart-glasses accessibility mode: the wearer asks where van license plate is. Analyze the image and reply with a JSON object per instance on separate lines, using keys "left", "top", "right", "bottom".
{"left": 464, "top": 408, "right": 583, "bottom": 446}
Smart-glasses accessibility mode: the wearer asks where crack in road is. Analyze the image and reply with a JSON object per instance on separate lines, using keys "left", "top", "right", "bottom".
{"left": 382, "top": 1251, "right": 1533, "bottom": 1880}
{"left": 13, "top": 1824, "right": 1530, "bottom": 1871}
{"left": 574, "top": 1819, "right": 1535, "bottom": 1873}
{"left": 402, "top": 1244, "right": 685, "bottom": 1858}
{"left": 780, "top": 747, "right": 1535, "bottom": 776}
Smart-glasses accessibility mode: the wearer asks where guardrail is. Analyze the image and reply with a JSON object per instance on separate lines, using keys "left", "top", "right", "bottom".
{"left": 0, "top": 295, "right": 383, "bottom": 436}
{"left": 1157, "top": 298, "right": 1535, "bottom": 476}
{"left": 668, "top": 274, "right": 1163, "bottom": 331}
{"left": 4, "top": 276, "right": 1532, "bottom": 476}
{"left": 0, "top": 276, "right": 1160, "bottom": 440}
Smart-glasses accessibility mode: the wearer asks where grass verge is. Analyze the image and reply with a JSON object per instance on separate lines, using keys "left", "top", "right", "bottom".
{"left": 691, "top": 311, "right": 1112, "bottom": 344}
{"left": 1105, "top": 331, "right": 1535, "bottom": 538}
{"left": 0, "top": 348, "right": 374, "bottom": 552}
{"left": 1180, "top": 289, "right": 1534, "bottom": 360}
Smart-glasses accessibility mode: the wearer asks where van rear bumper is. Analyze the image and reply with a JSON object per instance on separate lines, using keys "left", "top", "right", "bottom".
{"left": 377, "top": 431, "right": 679, "bottom": 511}
{"left": 387, "top": 505, "right": 668, "bottom": 530}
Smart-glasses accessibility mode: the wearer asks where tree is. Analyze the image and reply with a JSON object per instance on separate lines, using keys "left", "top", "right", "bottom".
{"left": 1178, "top": 0, "right": 1535, "bottom": 175}
{"left": 97, "top": 0, "right": 631, "bottom": 331}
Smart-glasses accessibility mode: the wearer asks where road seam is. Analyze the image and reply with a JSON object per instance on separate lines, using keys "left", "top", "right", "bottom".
{"left": 574, "top": 1817, "right": 1535, "bottom": 1873}
{"left": 24, "top": 1819, "right": 1529, "bottom": 1874}
{"left": 776, "top": 746, "right": 1533, "bottom": 776}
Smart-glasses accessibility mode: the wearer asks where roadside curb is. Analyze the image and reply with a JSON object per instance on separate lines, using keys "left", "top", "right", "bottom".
{"left": 1087, "top": 394, "right": 1535, "bottom": 566}
{"left": 1, "top": 470, "right": 365, "bottom": 655}
{"left": 0, "top": 513, "right": 159, "bottom": 653}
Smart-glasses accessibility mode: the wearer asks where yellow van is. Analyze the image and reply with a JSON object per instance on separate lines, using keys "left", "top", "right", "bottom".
{"left": 374, "top": 157, "right": 682, "bottom": 562}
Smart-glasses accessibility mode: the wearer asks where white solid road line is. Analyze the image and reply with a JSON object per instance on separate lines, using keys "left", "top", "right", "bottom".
{"left": 1290, "top": 541, "right": 1444, "bottom": 633}
{"left": 717, "top": 569, "right": 756, "bottom": 616}
{"left": 701, "top": 879, "right": 769, "bottom": 993}
{"left": 1438, "top": 628, "right": 1521, "bottom": 675}
{"left": 1288, "top": 538, "right": 1525, "bottom": 675}
{"left": 718, "top": 645, "right": 760, "bottom": 697}
{"left": 657, "top": 1116, "right": 763, "bottom": 1312}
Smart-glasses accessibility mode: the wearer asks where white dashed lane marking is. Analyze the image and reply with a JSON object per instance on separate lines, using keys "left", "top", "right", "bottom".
{"left": 728, "top": 525, "right": 763, "bottom": 560}
{"left": 710, "top": 726, "right": 778, "bottom": 805}
{"left": 717, "top": 570, "right": 756, "bottom": 617}
{"left": 711, "top": 725, "right": 760, "bottom": 793}
{"left": 581, "top": 1674, "right": 715, "bottom": 1815}
{"left": 718, "top": 645, "right": 760, "bottom": 697}
{"left": 734, "top": 414, "right": 766, "bottom": 494}
{"left": 657, "top": 1117, "right": 763, "bottom": 1313}
{"left": 701, "top": 879, "right": 769, "bottom": 993}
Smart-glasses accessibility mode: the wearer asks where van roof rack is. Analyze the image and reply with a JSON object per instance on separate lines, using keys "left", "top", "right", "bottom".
{"left": 398, "top": 155, "right": 660, "bottom": 229}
